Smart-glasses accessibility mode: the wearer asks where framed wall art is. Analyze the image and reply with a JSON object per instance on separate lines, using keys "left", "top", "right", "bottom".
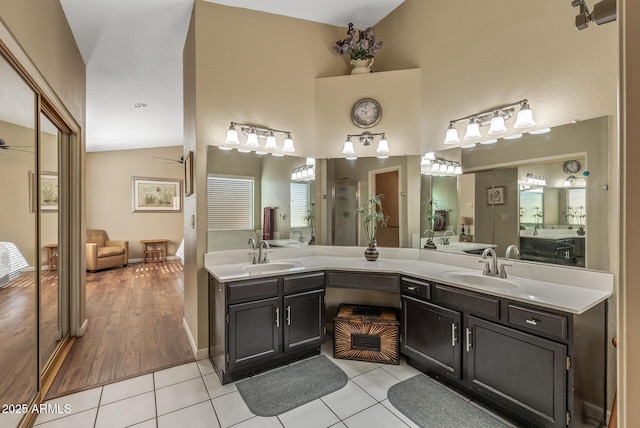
{"left": 487, "top": 186, "right": 505, "bottom": 205}
{"left": 132, "top": 177, "right": 182, "bottom": 212}
{"left": 30, "top": 171, "right": 58, "bottom": 212}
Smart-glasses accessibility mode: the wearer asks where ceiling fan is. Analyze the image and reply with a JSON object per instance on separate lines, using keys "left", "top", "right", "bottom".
{"left": 0, "top": 138, "right": 34, "bottom": 153}
{"left": 152, "top": 155, "right": 184, "bottom": 164}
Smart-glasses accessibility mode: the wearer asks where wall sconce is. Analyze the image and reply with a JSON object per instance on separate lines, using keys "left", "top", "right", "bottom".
{"left": 526, "top": 173, "right": 547, "bottom": 186}
{"left": 291, "top": 158, "right": 315, "bottom": 181}
{"left": 223, "top": 122, "right": 295, "bottom": 155}
{"left": 564, "top": 175, "right": 577, "bottom": 187}
{"left": 444, "top": 99, "right": 535, "bottom": 145}
{"left": 342, "top": 132, "right": 390, "bottom": 160}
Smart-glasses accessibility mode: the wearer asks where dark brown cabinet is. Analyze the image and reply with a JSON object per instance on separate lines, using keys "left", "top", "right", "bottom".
{"left": 210, "top": 272, "right": 325, "bottom": 384}
{"left": 400, "top": 275, "right": 606, "bottom": 428}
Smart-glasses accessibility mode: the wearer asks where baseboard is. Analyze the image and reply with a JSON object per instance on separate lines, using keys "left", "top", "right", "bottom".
{"left": 183, "top": 318, "right": 208, "bottom": 360}
{"left": 582, "top": 400, "right": 605, "bottom": 426}
{"left": 77, "top": 318, "right": 88, "bottom": 336}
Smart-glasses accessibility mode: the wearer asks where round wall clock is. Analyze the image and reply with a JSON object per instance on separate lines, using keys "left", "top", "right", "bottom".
{"left": 563, "top": 160, "right": 581, "bottom": 174}
{"left": 351, "top": 98, "right": 382, "bottom": 128}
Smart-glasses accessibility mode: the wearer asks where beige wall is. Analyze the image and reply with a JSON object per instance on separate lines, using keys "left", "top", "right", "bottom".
{"left": 85, "top": 146, "right": 184, "bottom": 259}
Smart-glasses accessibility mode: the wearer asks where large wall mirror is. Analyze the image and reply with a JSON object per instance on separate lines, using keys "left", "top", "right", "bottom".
{"left": 420, "top": 116, "right": 609, "bottom": 271}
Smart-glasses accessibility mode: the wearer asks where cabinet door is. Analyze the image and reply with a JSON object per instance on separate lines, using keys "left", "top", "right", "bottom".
{"left": 465, "top": 315, "right": 567, "bottom": 428}
{"left": 228, "top": 297, "right": 281, "bottom": 370}
{"left": 401, "top": 296, "right": 462, "bottom": 379}
{"left": 283, "top": 289, "right": 325, "bottom": 352}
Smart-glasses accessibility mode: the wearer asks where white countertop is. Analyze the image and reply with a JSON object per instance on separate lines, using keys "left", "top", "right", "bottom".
{"left": 205, "top": 246, "right": 613, "bottom": 315}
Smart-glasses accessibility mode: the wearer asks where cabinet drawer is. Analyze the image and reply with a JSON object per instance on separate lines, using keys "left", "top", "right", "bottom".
{"left": 507, "top": 305, "right": 568, "bottom": 340}
{"left": 227, "top": 278, "right": 279, "bottom": 302}
{"left": 283, "top": 272, "right": 325, "bottom": 294}
{"left": 401, "top": 277, "right": 431, "bottom": 301}
{"left": 327, "top": 272, "right": 399, "bottom": 291}
{"left": 433, "top": 285, "right": 500, "bottom": 320}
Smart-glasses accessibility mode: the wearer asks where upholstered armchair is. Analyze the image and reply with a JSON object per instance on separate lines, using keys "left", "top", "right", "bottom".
{"left": 86, "top": 229, "right": 128, "bottom": 272}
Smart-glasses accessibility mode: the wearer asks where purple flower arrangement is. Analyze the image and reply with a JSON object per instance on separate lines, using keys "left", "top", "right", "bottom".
{"left": 334, "top": 23, "right": 383, "bottom": 60}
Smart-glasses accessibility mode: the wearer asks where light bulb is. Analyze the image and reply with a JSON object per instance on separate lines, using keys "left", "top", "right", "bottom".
{"left": 488, "top": 113, "right": 507, "bottom": 135}
{"left": 225, "top": 124, "right": 240, "bottom": 145}
{"left": 246, "top": 128, "right": 259, "bottom": 147}
{"left": 291, "top": 171, "right": 297, "bottom": 180}
{"left": 376, "top": 135, "right": 390, "bottom": 154}
{"left": 282, "top": 133, "right": 295, "bottom": 152}
{"left": 514, "top": 101, "right": 535, "bottom": 128}
{"left": 447, "top": 163, "right": 455, "bottom": 174}
{"left": 454, "top": 165, "right": 462, "bottom": 175}
{"left": 464, "top": 118, "right": 482, "bottom": 140}
{"left": 265, "top": 130, "right": 278, "bottom": 150}
{"left": 342, "top": 138, "right": 355, "bottom": 156}
{"left": 444, "top": 123, "right": 460, "bottom": 144}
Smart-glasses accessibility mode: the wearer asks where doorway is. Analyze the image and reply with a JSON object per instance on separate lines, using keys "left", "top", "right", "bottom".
{"left": 372, "top": 169, "right": 400, "bottom": 247}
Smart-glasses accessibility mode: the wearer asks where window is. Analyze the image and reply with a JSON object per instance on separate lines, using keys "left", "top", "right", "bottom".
{"left": 207, "top": 176, "right": 254, "bottom": 230}
{"left": 290, "top": 182, "right": 310, "bottom": 228}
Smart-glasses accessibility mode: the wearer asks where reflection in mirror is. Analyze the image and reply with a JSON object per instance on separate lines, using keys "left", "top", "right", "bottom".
{"left": 40, "top": 112, "right": 64, "bottom": 371}
{"left": 424, "top": 116, "right": 608, "bottom": 271}
{"left": 325, "top": 156, "right": 420, "bottom": 248}
{"left": 207, "top": 147, "right": 315, "bottom": 251}
{"left": 0, "top": 53, "right": 37, "bottom": 427}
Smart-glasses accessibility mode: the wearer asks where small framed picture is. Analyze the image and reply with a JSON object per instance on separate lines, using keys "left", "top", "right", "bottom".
{"left": 132, "top": 177, "right": 182, "bottom": 212}
{"left": 487, "top": 186, "right": 505, "bottom": 205}
{"left": 30, "top": 171, "right": 59, "bottom": 212}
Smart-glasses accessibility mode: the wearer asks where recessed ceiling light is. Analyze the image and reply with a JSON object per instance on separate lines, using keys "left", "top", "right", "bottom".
{"left": 133, "top": 103, "right": 147, "bottom": 108}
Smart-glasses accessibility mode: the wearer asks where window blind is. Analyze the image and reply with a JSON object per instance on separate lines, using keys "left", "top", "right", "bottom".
{"left": 290, "top": 182, "right": 309, "bottom": 228}
{"left": 207, "top": 176, "right": 254, "bottom": 230}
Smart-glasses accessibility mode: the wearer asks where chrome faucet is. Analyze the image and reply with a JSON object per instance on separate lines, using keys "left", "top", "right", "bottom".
{"left": 292, "top": 230, "right": 303, "bottom": 242}
{"left": 505, "top": 245, "right": 520, "bottom": 259}
{"left": 441, "top": 230, "right": 455, "bottom": 245}
{"left": 248, "top": 237, "right": 258, "bottom": 264}
{"left": 479, "top": 248, "right": 499, "bottom": 276}
{"left": 257, "top": 240, "right": 270, "bottom": 264}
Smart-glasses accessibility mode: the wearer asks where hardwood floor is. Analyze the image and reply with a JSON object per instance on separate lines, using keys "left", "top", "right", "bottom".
{"left": 46, "top": 261, "right": 194, "bottom": 399}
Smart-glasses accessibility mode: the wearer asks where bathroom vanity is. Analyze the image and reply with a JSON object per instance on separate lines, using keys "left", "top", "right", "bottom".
{"left": 206, "top": 246, "right": 612, "bottom": 427}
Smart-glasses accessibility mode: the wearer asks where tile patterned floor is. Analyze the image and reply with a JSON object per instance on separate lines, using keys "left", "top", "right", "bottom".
{"left": 34, "top": 341, "right": 516, "bottom": 428}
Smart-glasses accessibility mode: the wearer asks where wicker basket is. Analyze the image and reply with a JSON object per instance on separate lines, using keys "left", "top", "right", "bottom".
{"left": 333, "top": 304, "right": 399, "bottom": 365}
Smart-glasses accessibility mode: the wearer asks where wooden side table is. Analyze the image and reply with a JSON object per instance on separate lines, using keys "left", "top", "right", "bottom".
{"left": 45, "top": 244, "right": 58, "bottom": 271}
{"left": 140, "top": 239, "right": 168, "bottom": 263}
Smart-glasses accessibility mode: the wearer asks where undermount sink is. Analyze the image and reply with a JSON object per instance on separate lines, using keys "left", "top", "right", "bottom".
{"left": 443, "top": 271, "right": 518, "bottom": 289}
{"left": 241, "top": 261, "right": 303, "bottom": 274}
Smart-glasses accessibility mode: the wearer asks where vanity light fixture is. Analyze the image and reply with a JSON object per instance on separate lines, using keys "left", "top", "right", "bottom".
{"left": 291, "top": 162, "right": 315, "bottom": 182}
{"left": 526, "top": 173, "right": 547, "bottom": 186}
{"left": 222, "top": 122, "right": 295, "bottom": 154}
{"left": 421, "top": 157, "right": 462, "bottom": 176}
{"left": 443, "top": 99, "right": 535, "bottom": 145}
{"left": 564, "top": 175, "right": 577, "bottom": 187}
{"left": 342, "top": 132, "right": 391, "bottom": 159}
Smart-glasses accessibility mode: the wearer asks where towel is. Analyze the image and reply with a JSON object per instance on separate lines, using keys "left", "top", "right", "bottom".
{"left": 263, "top": 207, "right": 274, "bottom": 240}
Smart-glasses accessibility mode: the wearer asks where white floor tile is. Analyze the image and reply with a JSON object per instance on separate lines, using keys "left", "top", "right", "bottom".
{"left": 380, "top": 399, "right": 419, "bottom": 428}
{"left": 321, "top": 380, "right": 376, "bottom": 420}
{"left": 278, "top": 399, "right": 339, "bottom": 428}
{"left": 155, "top": 377, "right": 210, "bottom": 416}
{"left": 154, "top": 361, "right": 201, "bottom": 389}
{"left": 0, "top": 411, "right": 24, "bottom": 428}
{"left": 34, "top": 408, "right": 98, "bottom": 428}
{"left": 329, "top": 357, "right": 380, "bottom": 379}
{"left": 211, "top": 390, "right": 254, "bottom": 428}
{"left": 35, "top": 387, "right": 102, "bottom": 425}
{"left": 231, "top": 415, "right": 283, "bottom": 428}
{"left": 100, "top": 373, "right": 154, "bottom": 405}
{"left": 202, "top": 373, "right": 237, "bottom": 399}
{"left": 128, "top": 418, "right": 157, "bottom": 428}
{"left": 351, "top": 368, "right": 401, "bottom": 402}
{"left": 158, "top": 401, "right": 220, "bottom": 428}
{"left": 329, "top": 423, "right": 347, "bottom": 428}
{"left": 197, "top": 358, "right": 216, "bottom": 376}
{"left": 380, "top": 361, "right": 422, "bottom": 381}
{"left": 95, "top": 391, "right": 156, "bottom": 428}
{"left": 343, "top": 403, "right": 408, "bottom": 428}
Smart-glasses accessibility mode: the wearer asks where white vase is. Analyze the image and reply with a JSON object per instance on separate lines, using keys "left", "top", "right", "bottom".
{"left": 350, "top": 58, "right": 374, "bottom": 75}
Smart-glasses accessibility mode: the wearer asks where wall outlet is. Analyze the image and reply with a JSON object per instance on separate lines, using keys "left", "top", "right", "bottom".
{"left": 466, "top": 202, "right": 474, "bottom": 212}
{"left": 501, "top": 213, "right": 511, "bottom": 221}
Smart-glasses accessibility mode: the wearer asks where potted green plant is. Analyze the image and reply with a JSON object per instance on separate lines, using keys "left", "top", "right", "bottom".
{"left": 334, "top": 23, "right": 383, "bottom": 74}
{"left": 423, "top": 198, "right": 444, "bottom": 249}
{"left": 355, "top": 194, "right": 388, "bottom": 261}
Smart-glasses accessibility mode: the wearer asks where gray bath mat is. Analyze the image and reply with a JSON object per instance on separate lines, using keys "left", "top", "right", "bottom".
{"left": 387, "top": 374, "right": 511, "bottom": 428}
{"left": 236, "top": 355, "right": 348, "bottom": 417}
